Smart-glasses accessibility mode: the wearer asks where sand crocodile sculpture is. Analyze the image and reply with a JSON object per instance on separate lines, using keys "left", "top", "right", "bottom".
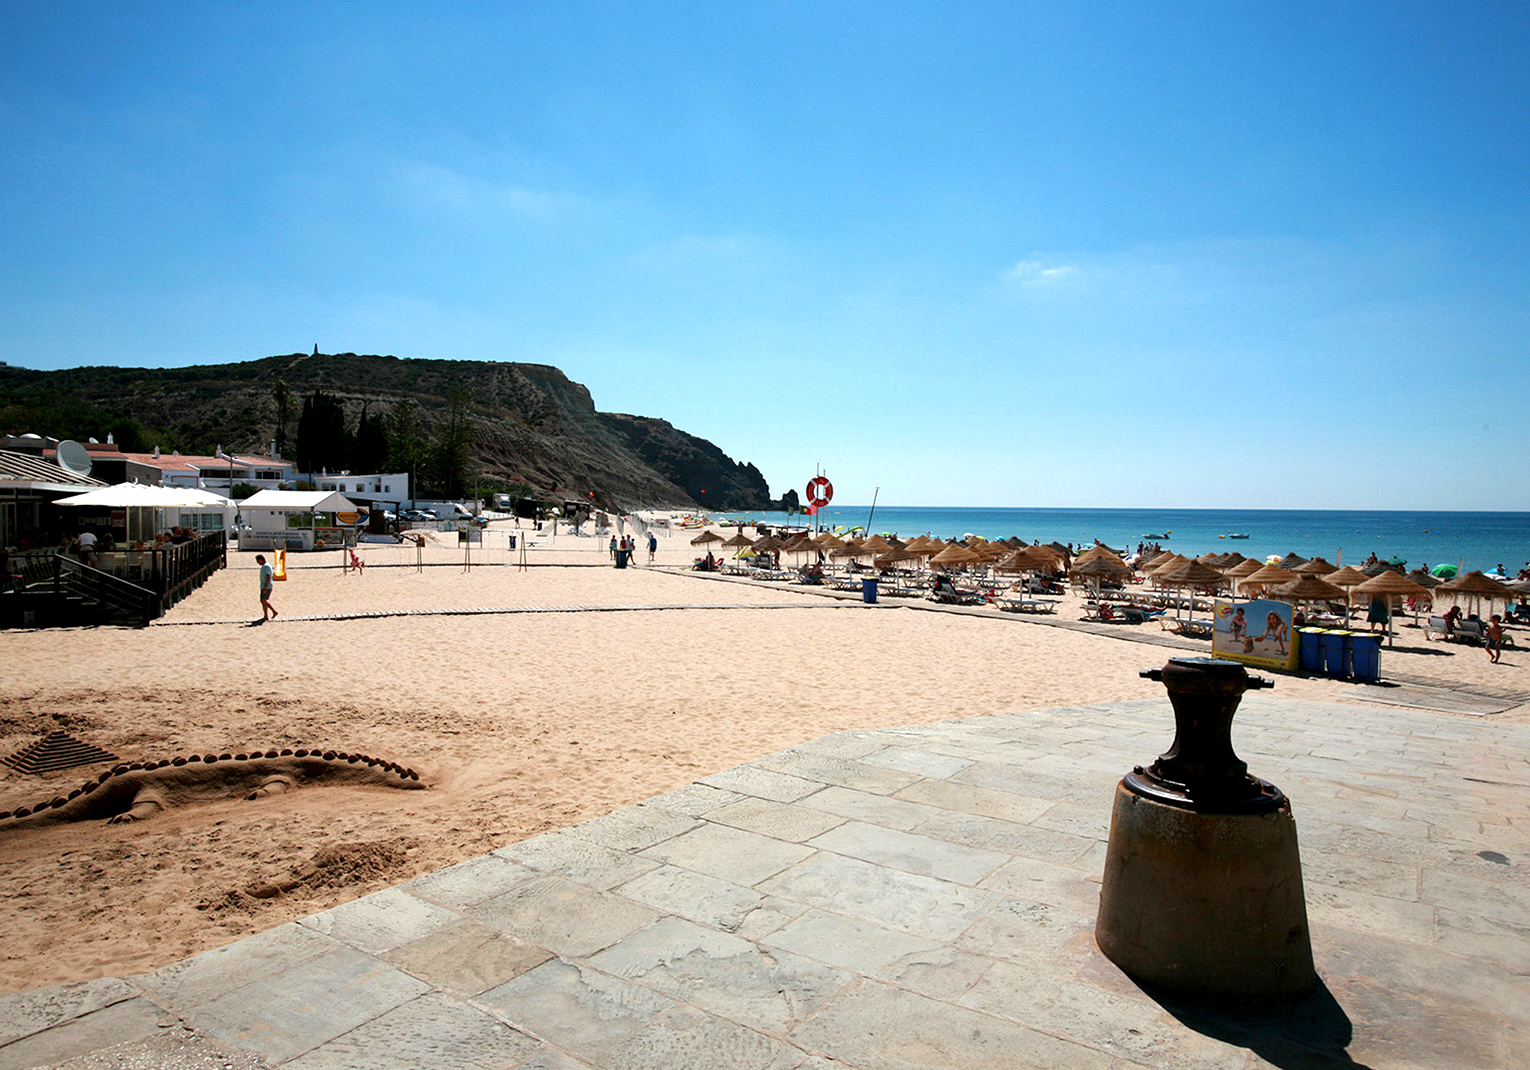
{"left": 0, "top": 748, "right": 423, "bottom": 831}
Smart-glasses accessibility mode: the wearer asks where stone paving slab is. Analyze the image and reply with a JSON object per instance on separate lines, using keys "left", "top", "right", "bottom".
{"left": 3, "top": 693, "right": 1529, "bottom": 1068}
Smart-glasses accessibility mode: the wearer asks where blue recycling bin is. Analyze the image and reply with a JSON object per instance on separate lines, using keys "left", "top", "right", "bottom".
{"left": 1349, "top": 632, "right": 1382, "bottom": 682}
{"left": 1322, "top": 629, "right": 1352, "bottom": 677}
{"left": 1297, "top": 628, "right": 1326, "bottom": 673}
{"left": 861, "top": 577, "right": 878, "bottom": 604}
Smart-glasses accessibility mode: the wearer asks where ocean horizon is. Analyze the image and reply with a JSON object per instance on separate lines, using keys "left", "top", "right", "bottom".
{"left": 713, "top": 505, "right": 1530, "bottom": 576}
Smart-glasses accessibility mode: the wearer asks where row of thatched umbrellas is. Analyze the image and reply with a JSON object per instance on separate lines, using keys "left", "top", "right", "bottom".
{"left": 689, "top": 529, "right": 1524, "bottom": 640}
{"left": 689, "top": 528, "right": 1074, "bottom": 578}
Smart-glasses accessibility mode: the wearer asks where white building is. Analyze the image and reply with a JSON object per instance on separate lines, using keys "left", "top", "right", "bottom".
{"left": 236, "top": 489, "right": 361, "bottom": 551}
{"left": 311, "top": 472, "right": 410, "bottom": 506}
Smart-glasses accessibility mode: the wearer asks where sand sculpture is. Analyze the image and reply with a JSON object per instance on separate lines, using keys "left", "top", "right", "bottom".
{"left": 0, "top": 749, "right": 423, "bottom": 831}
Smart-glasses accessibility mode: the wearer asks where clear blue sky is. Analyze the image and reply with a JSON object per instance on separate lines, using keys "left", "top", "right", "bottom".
{"left": 3, "top": 2, "right": 1527, "bottom": 510}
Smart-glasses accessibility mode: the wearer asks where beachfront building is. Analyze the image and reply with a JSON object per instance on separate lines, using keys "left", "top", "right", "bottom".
{"left": 235, "top": 488, "right": 361, "bottom": 551}
{"left": 154, "top": 452, "right": 295, "bottom": 495}
{"left": 13, "top": 438, "right": 299, "bottom": 496}
{"left": 0, "top": 449, "right": 106, "bottom": 547}
{"left": 310, "top": 472, "right": 410, "bottom": 515}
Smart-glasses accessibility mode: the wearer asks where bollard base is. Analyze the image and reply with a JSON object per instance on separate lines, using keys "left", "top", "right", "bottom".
{"left": 1096, "top": 781, "right": 1317, "bottom": 1001}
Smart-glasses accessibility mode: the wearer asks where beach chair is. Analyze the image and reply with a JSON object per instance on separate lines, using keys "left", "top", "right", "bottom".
{"left": 928, "top": 576, "right": 983, "bottom": 605}
{"left": 1165, "top": 617, "right": 1215, "bottom": 639}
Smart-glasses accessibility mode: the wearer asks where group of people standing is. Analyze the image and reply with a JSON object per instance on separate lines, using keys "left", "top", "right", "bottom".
{"left": 609, "top": 532, "right": 658, "bottom": 567}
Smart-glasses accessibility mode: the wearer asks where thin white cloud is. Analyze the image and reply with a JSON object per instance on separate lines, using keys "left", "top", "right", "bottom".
{"left": 628, "top": 232, "right": 776, "bottom": 271}
{"left": 1005, "top": 259, "right": 1079, "bottom": 285}
{"left": 396, "top": 162, "right": 569, "bottom": 219}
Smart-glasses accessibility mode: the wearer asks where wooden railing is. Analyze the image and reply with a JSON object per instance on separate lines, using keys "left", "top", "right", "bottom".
{"left": 2, "top": 532, "right": 227, "bottom": 624}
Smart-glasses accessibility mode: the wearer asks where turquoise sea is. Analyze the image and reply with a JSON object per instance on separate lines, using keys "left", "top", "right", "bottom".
{"left": 718, "top": 506, "right": 1530, "bottom": 576}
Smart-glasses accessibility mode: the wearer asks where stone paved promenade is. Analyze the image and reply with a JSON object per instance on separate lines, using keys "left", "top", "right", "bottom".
{"left": 2, "top": 693, "right": 1527, "bottom": 1069}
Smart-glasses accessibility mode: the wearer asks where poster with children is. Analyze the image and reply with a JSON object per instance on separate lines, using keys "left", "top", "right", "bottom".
{"left": 1212, "top": 598, "right": 1298, "bottom": 671}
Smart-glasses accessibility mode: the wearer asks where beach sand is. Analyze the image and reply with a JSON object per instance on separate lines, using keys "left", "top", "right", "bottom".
{"left": 2, "top": 523, "right": 1525, "bottom": 994}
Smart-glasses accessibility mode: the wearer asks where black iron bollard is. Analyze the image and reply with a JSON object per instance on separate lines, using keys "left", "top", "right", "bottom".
{"left": 1127, "top": 657, "right": 1280, "bottom": 813}
{"left": 1096, "top": 657, "right": 1317, "bottom": 1000}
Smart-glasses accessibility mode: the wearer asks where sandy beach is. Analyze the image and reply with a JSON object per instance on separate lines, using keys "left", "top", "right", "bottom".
{"left": 2, "top": 522, "right": 1526, "bottom": 995}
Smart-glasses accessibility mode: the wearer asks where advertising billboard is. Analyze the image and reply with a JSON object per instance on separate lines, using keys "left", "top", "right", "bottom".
{"left": 1212, "top": 598, "right": 1298, "bottom": 672}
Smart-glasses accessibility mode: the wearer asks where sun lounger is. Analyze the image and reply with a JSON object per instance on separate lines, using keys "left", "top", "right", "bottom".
{"left": 1163, "top": 617, "right": 1215, "bottom": 639}
{"left": 997, "top": 596, "right": 1055, "bottom": 614}
{"left": 1424, "top": 616, "right": 1512, "bottom": 647}
{"left": 928, "top": 577, "right": 984, "bottom": 605}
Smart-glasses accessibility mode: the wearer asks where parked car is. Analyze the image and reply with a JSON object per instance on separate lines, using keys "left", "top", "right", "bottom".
{"left": 400, "top": 508, "right": 437, "bottom": 523}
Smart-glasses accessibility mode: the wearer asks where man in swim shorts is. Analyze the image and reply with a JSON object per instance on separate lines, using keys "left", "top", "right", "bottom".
{"left": 256, "top": 554, "right": 278, "bottom": 622}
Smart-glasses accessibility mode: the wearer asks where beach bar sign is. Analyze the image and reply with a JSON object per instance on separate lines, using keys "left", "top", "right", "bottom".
{"left": 1211, "top": 598, "right": 1298, "bottom": 672}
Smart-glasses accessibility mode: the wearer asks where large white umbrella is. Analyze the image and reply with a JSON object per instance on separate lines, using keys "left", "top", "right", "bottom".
{"left": 53, "top": 482, "right": 234, "bottom": 509}
{"left": 54, "top": 482, "right": 234, "bottom": 544}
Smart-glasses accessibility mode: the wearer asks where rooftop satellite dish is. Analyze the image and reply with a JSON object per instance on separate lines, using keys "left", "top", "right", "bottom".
{"left": 55, "top": 440, "right": 93, "bottom": 477}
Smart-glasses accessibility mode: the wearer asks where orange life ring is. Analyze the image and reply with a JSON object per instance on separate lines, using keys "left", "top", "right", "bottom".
{"left": 806, "top": 476, "right": 833, "bottom": 508}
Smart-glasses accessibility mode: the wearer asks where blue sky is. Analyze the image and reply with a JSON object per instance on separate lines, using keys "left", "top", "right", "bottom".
{"left": 3, "top": 2, "right": 1527, "bottom": 510}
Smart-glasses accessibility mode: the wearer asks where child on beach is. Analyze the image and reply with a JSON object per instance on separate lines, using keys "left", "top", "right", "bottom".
{"left": 1486, "top": 614, "right": 1504, "bottom": 664}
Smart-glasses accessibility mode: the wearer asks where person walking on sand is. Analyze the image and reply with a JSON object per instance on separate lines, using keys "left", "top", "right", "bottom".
{"left": 609, "top": 535, "right": 618, "bottom": 560}
{"left": 648, "top": 531, "right": 657, "bottom": 564}
{"left": 256, "top": 554, "right": 278, "bottom": 622}
{"left": 1486, "top": 614, "right": 1504, "bottom": 664}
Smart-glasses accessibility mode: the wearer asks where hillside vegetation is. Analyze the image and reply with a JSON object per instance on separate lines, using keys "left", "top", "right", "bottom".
{"left": 0, "top": 353, "right": 778, "bottom": 511}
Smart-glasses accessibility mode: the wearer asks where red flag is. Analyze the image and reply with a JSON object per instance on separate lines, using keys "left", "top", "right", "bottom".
{"left": 804, "top": 505, "right": 817, "bottom": 515}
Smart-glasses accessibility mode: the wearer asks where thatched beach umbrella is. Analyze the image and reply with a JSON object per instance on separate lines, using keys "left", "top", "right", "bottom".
{"left": 929, "top": 543, "right": 981, "bottom": 570}
{"left": 1271, "top": 575, "right": 1348, "bottom": 609}
{"left": 995, "top": 545, "right": 1057, "bottom": 597}
{"left": 1160, "top": 560, "right": 1229, "bottom": 624}
{"left": 1147, "top": 552, "right": 1191, "bottom": 576}
{"left": 1073, "top": 554, "right": 1131, "bottom": 580}
{"left": 1320, "top": 566, "right": 1370, "bottom": 622}
{"left": 1435, "top": 570, "right": 1516, "bottom": 621}
{"left": 1072, "top": 554, "right": 1132, "bottom": 601}
{"left": 1140, "top": 550, "right": 1176, "bottom": 572}
{"left": 1278, "top": 553, "right": 1309, "bottom": 570}
{"left": 1224, "top": 557, "right": 1264, "bottom": 595}
{"left": 1075, "top": 545, "right": 1127, "bottom": 569}
{"left": 1242, "top": 562, "right": 1297, "bottom": 598}
{"left": 690, "top": 530, "right": 724, "bottom": 547}
{"left": 1354, "top": 570, "right": 1429, "bottom": 645}
{"left": 1294, "top": 557, "right": 1338, "bottom": 576}
{"left": 874, "top": 547, "right": 925, "bottom": 571}
{"left": 721, "top": 531, "right": 754, "bottom": 548}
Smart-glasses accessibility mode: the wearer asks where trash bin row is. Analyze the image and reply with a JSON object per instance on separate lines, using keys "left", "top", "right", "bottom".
{"left": 1297, "top": 627, "right": 1381, "bottom": 681}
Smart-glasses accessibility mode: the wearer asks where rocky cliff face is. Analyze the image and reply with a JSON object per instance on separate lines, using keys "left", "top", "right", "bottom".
{"left": 0, "top": 353, "right": 777, "bottom": 511}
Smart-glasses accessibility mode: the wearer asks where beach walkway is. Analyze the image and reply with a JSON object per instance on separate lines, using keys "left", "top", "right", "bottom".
{"left": 2, "top": 693, "right": 1525, "bottom": 1069}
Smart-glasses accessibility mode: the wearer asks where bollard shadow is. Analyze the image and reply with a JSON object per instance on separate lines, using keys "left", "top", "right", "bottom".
{"left": 1143, "top": 979, "right": 1373, "bottom": 1069}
